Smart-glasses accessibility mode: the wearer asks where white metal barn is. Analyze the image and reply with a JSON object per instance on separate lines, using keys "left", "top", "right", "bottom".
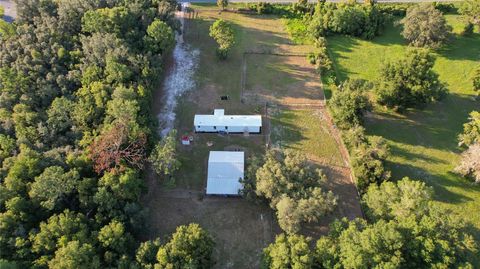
{"left": 206, "top": 151, "right": 244, "bottom": 195}
{"left": 194, "top": 109, "right": 262, "bottom": 133}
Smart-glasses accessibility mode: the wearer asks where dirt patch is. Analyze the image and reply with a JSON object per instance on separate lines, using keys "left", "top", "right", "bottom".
{"left": 244, "top": 54, "right": 324, "bottom": 106}
{"left": 189, "top": 83, "right": 220, "bottom": 113}
{"left": 224, "top": 144, "right": 247, "bottom": 151}
{"left": 142, "top": 175, "right": 279, "bottom": 269}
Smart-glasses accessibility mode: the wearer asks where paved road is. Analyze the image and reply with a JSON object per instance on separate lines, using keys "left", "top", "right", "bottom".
{"left": 0, "top": 0, "right": 462, "bottom": 20}
{"left": 0, "top": 0, "right": 15, "bottom": 23}
{"left": 181, "top": 0, "right": 461, "bottom": 3}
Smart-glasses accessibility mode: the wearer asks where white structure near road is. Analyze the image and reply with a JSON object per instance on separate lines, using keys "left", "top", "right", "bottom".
{"left": 194, "top": 109, "right": 262, "bottom": 133}
{"left": 206, "top": 151, "right": 244, "bottom": 195}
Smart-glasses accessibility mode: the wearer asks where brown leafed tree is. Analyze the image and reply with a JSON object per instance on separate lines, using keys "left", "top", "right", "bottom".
{"left": 455, "top": 143, "right": 480, "bottom": 183}
{"left": 89, "top": 122, "right": 146, "bottom": 174}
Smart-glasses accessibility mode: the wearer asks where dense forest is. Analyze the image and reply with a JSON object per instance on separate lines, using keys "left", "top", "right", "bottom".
{"left": 1, "top": 0, "right": 479, "bottom": 268}
{"left": 0, "top": 0, "right": 180, "bottom": 268}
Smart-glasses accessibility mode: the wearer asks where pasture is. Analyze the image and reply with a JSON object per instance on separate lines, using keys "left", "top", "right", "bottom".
{"left": 327, "top": 15, "right": 480, "bottom": 234}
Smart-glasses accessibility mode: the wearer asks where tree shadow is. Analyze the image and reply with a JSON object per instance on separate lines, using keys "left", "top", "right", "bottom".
{"left": 363, "top": 92, "right": 480, "bottom": 207}
{"left": 385, "top": 161, "right": 474, "bottom": 204}
{"left": 435, "top": 32, "right": 480, "bottom": 61}
{"left": 270, "top": 110, "right": 307, "bottom": 147}
{"left": 371, "top": 19, "right": 405, "bottom": 46}
{"left": 388, "top": 143, "right": 448, "bottom": 165}
{"left": 365, "top": 93, "right": 477, "bottom": 153}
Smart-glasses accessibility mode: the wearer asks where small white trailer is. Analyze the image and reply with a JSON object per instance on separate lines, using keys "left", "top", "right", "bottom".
{"left": 194, "top": 109, "right": 262, "bottom": 134}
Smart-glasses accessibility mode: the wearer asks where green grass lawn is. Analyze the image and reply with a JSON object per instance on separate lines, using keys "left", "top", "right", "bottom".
{"left": 327, "top": 15, "right": 480, "bottom": 237}
{"left": 174, "top": 5, "right": 318, "bottom": 189}
{"left": 271, "top": 109, "right": 344, "bottom": 167}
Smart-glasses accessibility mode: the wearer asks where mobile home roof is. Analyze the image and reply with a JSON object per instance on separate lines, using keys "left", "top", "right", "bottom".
{"left": 194, "top": 114, "right": 262, "bottom": 127}
{"left": 206, "top": 151, "right": 244, "bottom": 195}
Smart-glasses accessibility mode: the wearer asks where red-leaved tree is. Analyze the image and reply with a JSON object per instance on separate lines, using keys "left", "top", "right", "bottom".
{"left": 89, "top": 122, "right": 146, "bottom": 174}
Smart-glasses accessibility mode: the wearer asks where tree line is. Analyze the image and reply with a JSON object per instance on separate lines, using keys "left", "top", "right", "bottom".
{"left": 0, "top": 0, "right": 204, "bottom": 268}
{"left": 262, "top": 178, "right": 478, "bottom": 268}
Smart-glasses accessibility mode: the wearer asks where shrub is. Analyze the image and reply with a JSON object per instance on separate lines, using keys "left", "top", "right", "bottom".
{"left": 459, "top": 0, "right": 480, "bottom": 29}
{"left": 363, "top": 177, "right": 433, "bottom": 221}
{"left": 462, "top": 22, "right": 475, "bottom": 36}
{"left": 458, "top": 111, "right": 480, "bottom": 147}
{"left": 308, "top": 2, "right": 387, "bottom": 40}
{"left": 148, "top": 130, "right": 180, "bottom": 178}
{"left": 401, "top": 3, "right": 452, "bottom": 48}
{"left": 433, "top": 2, "right": 457, "bottom": 14}
{"left": 285, "top": 18, "right": 310, "bottom": 44}
{"left": 256, "top": 2, "right": 274, "bottom": 14}
{"left": 375, "top": 49, "right": 447, "bottom": 112}
{"left": 350, "top": 135, "right": 391, "bottom": 193}
{"left": 473, "top": 66, "right": 480, "bottom": 95}
{"left": 329, "top": 79, "right": 371, "bottom": 130}
{"left": 217, "top": 0, "right": 228, "bottom": 10}
{"left": 262, "top": 234, "right": 313, "bottom": 268}
{"left": 377, "top": 3, "right": 414, "bottom": 16}
{"left": 156, "top": 224, "right": 215, "bottom": 269}
{"left": 455, "top": 143, "right": 480, "bottom": 183}
{"left": 209, "top": 19, "right": 235, "bottom": 60}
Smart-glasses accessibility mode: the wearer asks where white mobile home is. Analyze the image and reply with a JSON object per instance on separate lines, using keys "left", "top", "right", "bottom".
{"left": 194, "top": 109, "right": 262, "bottom": 133}
{"left": 206, "top": 151, "right": 244, "bottom": 195}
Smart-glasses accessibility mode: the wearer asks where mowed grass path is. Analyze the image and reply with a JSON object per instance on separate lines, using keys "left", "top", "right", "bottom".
{"left": 328, "top": 16, "right": 480, "bottom": 232}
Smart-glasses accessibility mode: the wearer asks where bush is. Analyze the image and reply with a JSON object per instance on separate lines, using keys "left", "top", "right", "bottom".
{"left": 377, "top": 3, "right": 414, "bottom": 16}
{"left": 329, "top": 79, "right": 371, "bottom": 130}
{"left": 350, "top": 135, "right": 391, "bottom": 193}
{"left": 458, "top": 111, "right": 480, "bottom": 147}
{"left": 337, "top": 124, "right": 391, "bottom": 193}
{"left": 401, "top": 3, "right": 452, "bottom": 48}
{"left": 148, "top": 130, "right": 180, "bottom": 178}
{"left": 308, "top": 2, "right": 387, "bottom": 40}
{"left": 363, "top": 177, "right": 432, "bottom": 221}
{"left": 433, "top": 2, "right": 457, "bottom": 14}
{"left": 285, "top": 18, "right": 310, "bottom": 44}
{"left": 262, "top": 234, "right": 313, "bottom": 268}
{"left": 209, "top": 19, "right": 235, "bottom": 60}
{"left": 217, "top": 0, "right": 228, "bottom": 10}
{"left": 256, "top": 2, "right": 273, "bottom": 14}
{"left": 459, "top": 0, "right": 480, "bottom": 29}
{"left": 455, "top": 143, "right": 480, "bottom": 183}
{"left": 462, "top": 22, "right": 475, "bottom": 36}
{"left": 473, "top": 66, "right": 480, "bottom": 95}
{"left": 156, "top": 223, "right": 215, "bottom": 269}
{"left": 245, "top": 3, "right": 292, "bottom": 16}
{"left": 375, "top": 49, "right": 447, "bottom": 112}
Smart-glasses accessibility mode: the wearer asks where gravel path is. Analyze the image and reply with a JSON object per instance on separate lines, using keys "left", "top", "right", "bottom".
{"left": 157, "top": 3, "right": 200, "bottom": 137}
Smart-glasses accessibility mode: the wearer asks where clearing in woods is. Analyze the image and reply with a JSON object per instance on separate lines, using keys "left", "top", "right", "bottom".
{"left": 142, "top": 4, "right": 362, "bottom": 268}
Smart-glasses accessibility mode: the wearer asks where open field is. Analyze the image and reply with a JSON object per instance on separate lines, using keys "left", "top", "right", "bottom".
{"left": 327, "top": 16, "right": 480, "bottom": 236}
{"left": 245, "top": 54, "right": 324, "bottom": 106}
